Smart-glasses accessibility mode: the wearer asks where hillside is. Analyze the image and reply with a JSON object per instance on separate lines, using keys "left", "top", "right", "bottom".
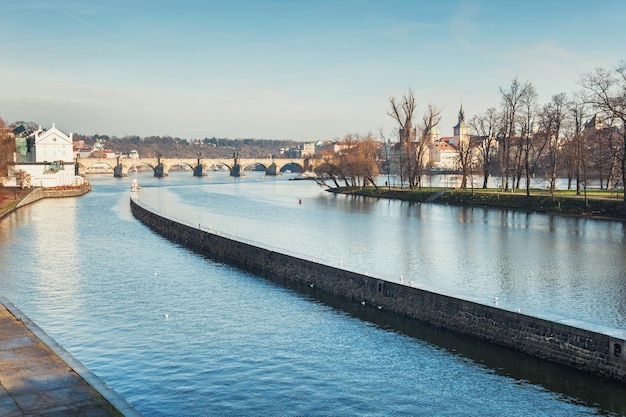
{"left": 74, "top": 134, "right": 303, "bottom": 159}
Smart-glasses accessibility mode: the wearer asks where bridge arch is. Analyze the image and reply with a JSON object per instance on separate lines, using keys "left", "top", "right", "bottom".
{"left": 241, "top": 162, "right": 271, "bottom": 172}
{"left": 279, "top": 162, "right": 304, "bottom": 173}
{"left": 78, "top": 160, "right": 115, "bottom": 174}
{"left": 77, "top": 157, "right": 316, "bottom": 176}
{"left": 162, "top": 161, "right": 196, "bottom": 175}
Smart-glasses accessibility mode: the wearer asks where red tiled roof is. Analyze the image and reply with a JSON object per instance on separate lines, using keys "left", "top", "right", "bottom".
{"left": 435, "top": 142, "right": 457, "bottom": 151}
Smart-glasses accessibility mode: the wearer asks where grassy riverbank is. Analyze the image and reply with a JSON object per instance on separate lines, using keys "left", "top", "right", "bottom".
{"left": 0, "top": 187, "right": 31, "bottom": 215}
{"left": 328, "top": 186, "right": 626, "bottom": 220}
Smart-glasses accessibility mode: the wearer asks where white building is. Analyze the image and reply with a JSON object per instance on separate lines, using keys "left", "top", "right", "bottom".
{"left": 431, "top": 139, "right": 459, "bottom": 170}
{"left": 10, "top": 123, "right": 77, "bottom": 187}
{"left": 430, "top": 105, "right": 471, "bottom": 170}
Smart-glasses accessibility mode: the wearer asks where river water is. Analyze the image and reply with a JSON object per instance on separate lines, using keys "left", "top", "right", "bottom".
{"left": 1, "top": 172, "right": 625, "bottom": 416}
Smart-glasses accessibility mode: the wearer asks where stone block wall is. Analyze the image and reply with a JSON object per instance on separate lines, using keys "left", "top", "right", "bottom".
{"left": 130, "top": 197, "right": 626, "bottom": 384}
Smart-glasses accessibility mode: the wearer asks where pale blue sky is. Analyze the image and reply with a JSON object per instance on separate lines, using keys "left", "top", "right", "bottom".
{"left": 1, "top": 0, "right": 624, "bottom": 141}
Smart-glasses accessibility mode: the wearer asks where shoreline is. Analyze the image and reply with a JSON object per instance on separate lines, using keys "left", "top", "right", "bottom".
{"left": 0, "top": 184, "right": 142, "bottom": 414}
{"left": 327, "top": 186, "right": 626, "bottom": 221}
{"left": 0, "top": 184, "right": 91, "bottom": 221}
{"left": 0, "top": 296, "right": 142, "bottom": 416}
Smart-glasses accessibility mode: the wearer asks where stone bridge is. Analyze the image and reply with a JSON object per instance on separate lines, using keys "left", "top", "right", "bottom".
{"left": 77, "top": 157, "right": 314, "bottom": 177}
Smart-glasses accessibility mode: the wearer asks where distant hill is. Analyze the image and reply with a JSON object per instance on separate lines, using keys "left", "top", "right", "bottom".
{"left": 74, "top": 134, "right": 303, "bottom": 159}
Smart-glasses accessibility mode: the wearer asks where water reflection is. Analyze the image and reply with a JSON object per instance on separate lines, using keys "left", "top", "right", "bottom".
{"left": 141, "top": 175, "right": 626, "bottom": 332}
{"left": 269, "top": 272, "right": 626, "bottom": 416}
{"left": 2, "top": 173, "right": 626, "bottom": 416}
{"left": 31, "top": 200, "right": 82, "bottom": 316}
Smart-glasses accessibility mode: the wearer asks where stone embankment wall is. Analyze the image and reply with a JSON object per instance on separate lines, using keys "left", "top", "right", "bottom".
{"left": 1, "top": 185, "right": 91, "bottom": 221}
{"left": 15, "top": 188, "right": 44, "bottom": 209}
{"left": 14, "top": 186, "right": 91, "bottom": 210}
{"left": 130, "top": 197, "right": 626, "bottom": 384}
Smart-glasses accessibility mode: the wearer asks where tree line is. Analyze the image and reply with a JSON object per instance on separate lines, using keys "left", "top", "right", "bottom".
{"left": 3, "top": 61, "right": 625, "bottom": 202}
{"left": 73, "top": 134, "right": 301, "bottom": 159}
{"left": 313, "top": 60, "right": 626, "bottom": 204}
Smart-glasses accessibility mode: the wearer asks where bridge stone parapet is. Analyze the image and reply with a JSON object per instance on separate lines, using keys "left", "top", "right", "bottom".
{"left": 77, "top": 157, "right": 314, "bottom": 176}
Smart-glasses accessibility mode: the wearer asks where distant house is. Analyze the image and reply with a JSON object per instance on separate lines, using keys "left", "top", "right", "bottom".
{"left": 78, "top": 147, "right": 94, "bottom": 159}
{"left": 431, "top": 138, "right": 459, "bottom": 170}
{"left": 386, "top": 105, "right": 471, "bottom": 173}
{"left": 301, "top": 142, "right": 316, "bottom": 158}
{"left": 7, "top": 123, "right": 77, "bottom": 187}
{"left": 429, "top": 106, "right": 471, "bottom": 170}
{"left": 103, "top": 149, "right": 117, "bottom": 159}
{"left": 119, "top": 149, "right": 139, "bottom": 159}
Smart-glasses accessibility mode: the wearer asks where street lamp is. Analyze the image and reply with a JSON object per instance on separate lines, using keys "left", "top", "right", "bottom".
{"left": 385, "top": 139, "right": 391, "bottom": 191}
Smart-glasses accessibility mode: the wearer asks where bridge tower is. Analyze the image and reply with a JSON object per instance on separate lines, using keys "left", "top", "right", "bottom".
{"left": 154, "top": 155, "right": 166, "bottom": 177}
{"left": 266, "top": 157, "right": 277, "bottom": 176}
{"left": 193, "top": 156, "right": 206, "bottom": 177}
{"left": 113, "top": 156, "right": 125, "bottom": 177}
{"left": 230, "top": 150, "right": 241, "bottom": 177}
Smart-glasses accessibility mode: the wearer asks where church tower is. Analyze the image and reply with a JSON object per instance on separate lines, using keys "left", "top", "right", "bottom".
{"left": 452, "top": 104, "right": 470, "bottom": 146}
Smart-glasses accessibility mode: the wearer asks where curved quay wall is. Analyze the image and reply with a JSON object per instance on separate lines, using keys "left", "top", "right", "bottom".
{"left": 130, "top": 196, "right": 626, "bottom": 384}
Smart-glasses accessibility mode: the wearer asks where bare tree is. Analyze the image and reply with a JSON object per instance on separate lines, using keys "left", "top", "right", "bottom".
{"left": 314, "top": 154, "right": 341, "bottom": 188}
{"left": 498, "top": 77, "right": 533, "bottom": 191}
{"left": 597, "top": 116, "right": 622, "bottom": 191}
{"left": 469, "top": 108, "right": 499, "bottom": 188}
{"left": 14, "top": 169, "right": 31, "bottom": 189}
{"left": 415, "top": 104, "right": 441, "bottom": 189}
{"left": 314, "top": 133, "right": 381, "bottom": 189}
{"left": 564, "top": 94, "right": 589, "bottom": 196}
{"left": 539, "top": 93, "right": 567, "bottom": 198}
{"left": 581, "top": 62, "right": 626, "bottom": 202}
{"left": 388, "top": 89, "right": 419, "bottom": 189}
{"left": 0, "top": 118, "right": 15, "bottom": 181}
{"left": 517, "top": 82, "right": 545, "bottom": 196}
{"left": 338, "top": 134, "right": 359, "bottom": 187}
{"left": 356, "top": 134, "right": 382, "bottom": 190}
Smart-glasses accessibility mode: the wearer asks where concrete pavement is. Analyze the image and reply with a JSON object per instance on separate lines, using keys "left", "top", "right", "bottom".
{"left": 0, "top": 297, "right": 141, "bottom": 416}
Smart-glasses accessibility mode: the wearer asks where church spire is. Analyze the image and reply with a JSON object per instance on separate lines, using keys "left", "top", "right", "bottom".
{"left": 458, "top": 104, "right": 465, "bottom": 125}
{"left": 453, "top": 103, "right": 470, "bottom": 144}
{"left": 454, "top": 103, "right": 468, "bottom": 130}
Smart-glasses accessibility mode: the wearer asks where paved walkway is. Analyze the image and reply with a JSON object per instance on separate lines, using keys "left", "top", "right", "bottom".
{"left": 0, "top": 298, "right": 141, "bottom": 416}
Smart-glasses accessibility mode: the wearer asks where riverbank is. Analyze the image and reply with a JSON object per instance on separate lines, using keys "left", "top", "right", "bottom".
{"left": 328, "top": 186, "right": 626, "bottom": 220}
{"left": 0, "top": 184, "right": 91, "bottom": 220}
{"left": 0, "top": 184, "right": 140, "bottom": 414}
{"left": 0, "top": 187, "right": 31, "bottom": 217}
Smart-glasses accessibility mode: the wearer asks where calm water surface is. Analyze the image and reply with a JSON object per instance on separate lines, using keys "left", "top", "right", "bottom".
{"left": 1, "top": 172, "right": 625, "bottom": 416}
{"left": 139, "top": 173, "right": 626, "bottom": 332}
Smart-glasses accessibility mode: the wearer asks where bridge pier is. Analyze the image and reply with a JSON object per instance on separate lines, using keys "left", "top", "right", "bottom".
{"left": 230, "top": 164, "right": 241, "bottom": 177}
{"left": 266, "top": 162, "right": 277, "bottom": 176}
{"left": 230, "top": 151, "right": 241, "bottom": 177}
{"left": 154, "top": 156, "right": 167, "bottom": 177}
{"left": 113, "top": 164, "right": 127, "bottom": 177}
{"left": 193, "top": 158, "right": 205, "bottom": 177}
{"left": 113, "top": 156, "right": 127, "bottom": 177}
